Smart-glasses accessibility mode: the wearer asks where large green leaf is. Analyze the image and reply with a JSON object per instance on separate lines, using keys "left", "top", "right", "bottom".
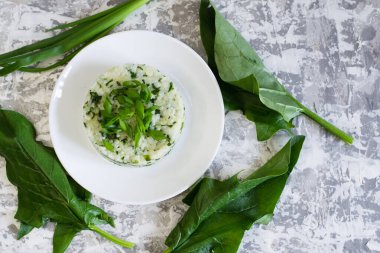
{"left": 199, "top": 0, "right": 292, "bottom": 141}
{"left": 221, "top": 83, "right": 293, "bottom": 141}
{"left": 200, "top": 0, "right": 353, "bottom": 144}
{"left": 0, "top": 109, "right": 134, "bottom": 252}
{"left": 164, "top": 136, "right": 305, "bottom": 252}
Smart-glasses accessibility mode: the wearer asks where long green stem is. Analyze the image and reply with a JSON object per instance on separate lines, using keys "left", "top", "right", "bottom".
{"left": 292, "top": 97, "right": 353, "bottom": 144}
{"left": 0, "top": 0, "right": 149, "bottom": 76}
{"left": 46, "top": 0, "right": 134, "bottom": 31}
{"left": 88, "top": 224, "right": 135, "bottom": 248}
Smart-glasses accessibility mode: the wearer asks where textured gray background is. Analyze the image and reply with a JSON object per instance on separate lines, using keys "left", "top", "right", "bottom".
{"left": 0, "top": 0, "right": 379, "bottom": 252}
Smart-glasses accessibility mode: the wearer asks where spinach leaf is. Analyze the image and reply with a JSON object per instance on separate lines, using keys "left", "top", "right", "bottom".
{"left": 200, "top": 0, "right": 353, "bottom": 144}
{"left": 0, "top": 109, "right": 134, "bottom": 252}
{"left": 164, "top": 135, "right": 305, "bottom": 252}
{"left": 221, "top": 83, "right": 293, "bottom": 141}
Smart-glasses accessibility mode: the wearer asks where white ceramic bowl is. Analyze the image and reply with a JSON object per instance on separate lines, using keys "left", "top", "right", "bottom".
{"left": 49, "top": 31, "right": 224, "bottom": 204}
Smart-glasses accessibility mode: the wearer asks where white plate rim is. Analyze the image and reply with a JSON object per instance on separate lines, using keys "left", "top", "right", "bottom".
{"left": 49, "top": 30, "right": 224, "bottom": 204}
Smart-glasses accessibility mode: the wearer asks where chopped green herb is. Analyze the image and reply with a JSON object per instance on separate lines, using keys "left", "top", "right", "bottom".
{"left": 134, "top": 131, "right": 141, "bottom": 149}
{"left": 105, "top": 79, "right": 113, "bottom": 86}
{"left": 119, "top": 119, "right": 127, "bottom": 131}
{"left": 103, "top": 140, "right": 114, "bottom": 152}
{"left": 135, "top": 100, "right": 145, "bottom": 119}
{"left": 102, "top": 96, "right": 113, "bottom": 117}
{"left": 152, "top": 84, "right": 160, "bottom": 95}
{"left": 125, "top": 89, "right": 140, "bottom": 100}
{"left": 148, "top": 130, "right": 167, "bottom": 141}
{"left": 128, "top": 70, "right": 137, "bottom": 78}
{"left": 90, "top": 91, "right": 102, "bottom": 105}
{"left": 169, "top": 82, "right": 174, "bottom": 92}
{"left": 144, "top": 155, "right": 151, "bottom": 161}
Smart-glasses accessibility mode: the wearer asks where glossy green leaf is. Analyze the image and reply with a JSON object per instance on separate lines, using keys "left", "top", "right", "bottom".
{"left": 200, "top": 0, "right": 352, "bottom": 144}
{"left": 0, "top": 109, "right": 134, "bottom": 251}
{"left": 165, "top": 136, "right": 305, "bottom": 252}
{"left": 221, "top": 83, "right": 293, "bottom": 141}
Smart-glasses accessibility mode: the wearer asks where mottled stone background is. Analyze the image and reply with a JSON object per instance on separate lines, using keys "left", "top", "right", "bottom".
{"left": 0, "top": 0, "right": 379, "bottom": 252}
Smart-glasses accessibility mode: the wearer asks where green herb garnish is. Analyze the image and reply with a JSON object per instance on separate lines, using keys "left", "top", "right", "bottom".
{"left": 89, "top": 91, "right": 102, "bottom": 105}
{"left": 144, "top": 155, "right": 151, "bottom": 161}
{"left": 128, "top": 70, "right": 137, "bottom": 78}
{"left": 148, "top": 129, "right": 167, "bottom": 141}
{"left": 168, "top": 82, "right": 174, "bottom": 92}
{"left": 98, "top": 79, "right": 166, "bottom": 150}
{"left": 152, "top": 84, "right": 161, "bottom": 95}
{"left": 103, "top": 140, "right": 114, "bottom": 152}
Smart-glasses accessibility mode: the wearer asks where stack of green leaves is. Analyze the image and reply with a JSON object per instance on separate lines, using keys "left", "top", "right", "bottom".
{"left": 97, "top": 79, "right": 166, "bottom": 151}
{"left": 0, "top": 0, "right": 149, "bottom": 76}
{"left": 200, "top": 0, "right": 353, "bottom": 144}
{"left": 0, "top": 110, "right": 134, "bottom": 253}
{"left": 163, "top": 135, "right": 305, "bottom": 252}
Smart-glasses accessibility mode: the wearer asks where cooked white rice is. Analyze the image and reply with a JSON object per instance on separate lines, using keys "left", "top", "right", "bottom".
{"left": 83, "top": 64, "right": 185, "bottom": 166}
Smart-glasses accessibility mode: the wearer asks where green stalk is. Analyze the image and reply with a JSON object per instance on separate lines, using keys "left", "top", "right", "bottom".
{"left": 0, "top": 24, "right": 85, "bottom": 61}
{"left": 88, "top": 224, "right": 135, "bottom": 248}
{"left": 46, "top": 0, "right": 134, "bottom": 31}
{"left": 19, "top": 18, "right": 120, "bottom": 72}
{"left": 0, "top": 0, "right": 149, "bottom": 76}
{"left": 5, "top": 0, "right": 147, "bottom": 66}
{"left": 290, "top": 94, "right": 353, "bottom": 144}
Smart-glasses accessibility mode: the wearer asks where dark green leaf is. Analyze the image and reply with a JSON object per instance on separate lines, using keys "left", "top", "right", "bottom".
{"left": 221, "top": 83, "right": 293, "bottom": 141}
{"left": 0, "top": 110, "right": 134, "bottom": 251}
{"left": 53, "top": 224, "right": 80, "bottom": 253}
{"left": 17, "top": 222, "right": 34, "bottom": 239}
{"left": 165, "top": 136, "right": 305, "bottom": 252}
{"left": 168, "top": 82, "right": 174, "bottom": 92}
{"left": 200, "top": 0, "right": 352, "bottom": 144}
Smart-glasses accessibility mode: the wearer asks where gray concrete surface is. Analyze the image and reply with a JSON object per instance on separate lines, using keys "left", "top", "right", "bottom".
{"left": 0, "top": 0, "right": 379, "bottom": 252}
